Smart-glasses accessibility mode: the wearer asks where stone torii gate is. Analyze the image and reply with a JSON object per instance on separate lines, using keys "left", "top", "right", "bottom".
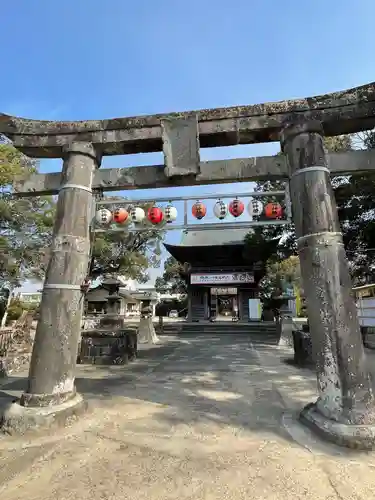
{"left": 2, "top": 82, "right": 375, "bottom": 447}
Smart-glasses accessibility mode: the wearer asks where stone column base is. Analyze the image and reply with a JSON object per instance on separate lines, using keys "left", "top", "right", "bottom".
{"left": 300, "top": 402, "right": 375, "bottom": 450}
{"left": 0, "top": 393, "right": 87, "bottom": 435}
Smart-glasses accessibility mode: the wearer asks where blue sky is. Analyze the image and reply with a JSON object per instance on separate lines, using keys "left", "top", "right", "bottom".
{"left": 1, "top": 0, "right": 375, "bottom": 291}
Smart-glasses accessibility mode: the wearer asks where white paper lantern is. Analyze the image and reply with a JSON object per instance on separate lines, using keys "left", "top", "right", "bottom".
{"left": 130, "top": 206, "right": 145, "bottom": 223}
{"left": 164, "top": 204, "right": 178, "bottom": 223}
{"left": 213, "top": 200, "right": 228, "bottom": 220}
{"left": 247, "top": 198, "right": 264, "bottom": 217}
{"left": 95, "top": 208, "right": 112, "bottom": 225}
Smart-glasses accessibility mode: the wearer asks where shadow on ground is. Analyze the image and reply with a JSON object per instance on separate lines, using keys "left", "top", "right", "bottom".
{"left": 74, "top": 333, "right": 314, "bottom": 446}
{"left": 2, "top": 332, "right": 371, "bottom": 457}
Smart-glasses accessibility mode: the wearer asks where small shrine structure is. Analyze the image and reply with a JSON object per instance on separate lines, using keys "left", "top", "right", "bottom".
{"left": 79, "top": 276, "right": 135, "bottom": 365}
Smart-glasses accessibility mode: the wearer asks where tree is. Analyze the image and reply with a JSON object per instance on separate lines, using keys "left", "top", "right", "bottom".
{"left": 89, "top": 199, "right": 165, "bottom": 282}
{"left": 333, "top": 130, "right": 375, "bottom": 284}
{"left": 5, "top": 297, "right": 24, "bottom": 324}
{"left": 259, "top": 132, "right": 375, "bottom": 286}
{"left": 155, "top": 256, "right": 187, "bottom": 294}
{"left": 0, "top": 140, "right": 55, "bottom": 289}
{"left": 324, "top": 135, "right": 352, "bottom": 153}
{"left": 260, "top": 256, "right": 301, "bottom": 300}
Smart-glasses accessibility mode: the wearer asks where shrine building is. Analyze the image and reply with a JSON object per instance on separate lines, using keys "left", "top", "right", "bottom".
{"left": 164, "top": 229, "right": 278, "bottom": 322}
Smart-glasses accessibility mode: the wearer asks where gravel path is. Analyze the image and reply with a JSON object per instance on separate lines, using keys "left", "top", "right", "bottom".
{"left": 0, "top": 333, "right": 375, "bottom": 500}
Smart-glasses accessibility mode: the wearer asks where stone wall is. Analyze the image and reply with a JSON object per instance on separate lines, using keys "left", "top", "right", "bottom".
{"left": 79, "top": 330, "right": 137, "bottom": 365}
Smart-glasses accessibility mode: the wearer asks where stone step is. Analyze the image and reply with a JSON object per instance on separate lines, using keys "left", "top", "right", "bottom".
{"left": 159, "top": 325, "right": 275, "bottom": 329}
{"left": 159, "top": 322, "right": 278, "bottom": 335}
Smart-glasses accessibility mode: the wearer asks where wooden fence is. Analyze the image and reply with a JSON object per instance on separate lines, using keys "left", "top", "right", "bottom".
{"left": 0, "top": 328, "right": 13, "bottom": 356}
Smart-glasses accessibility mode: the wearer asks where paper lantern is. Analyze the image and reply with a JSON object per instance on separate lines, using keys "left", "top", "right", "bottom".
{"left": 130, "top": 206, "right": 145, "bottom": 223}
{"left": 213, "top": 200, "right": 228, "bottom": 220}
{"left": 147, "top": 206, "right": 164, "bottom": 225}
{"left": 95, "top": 208, "right": 112, "bottom": 225}
{"left": 192, "top": 201, "right": 207, "bottom": 220}
{"left": 247, "top": 198, "right": 264, "bottom": 217}
{"left": 264, "top": 202, "right": 283, "bottom": 219}
{"left": 113, "top": 207, "right": 129, "bottom": 225}
{"left": 164, "top": 204, "right": 178, "bottom": 223}
{"left": 229, "top": 198, "right": 245, "bottom": 218}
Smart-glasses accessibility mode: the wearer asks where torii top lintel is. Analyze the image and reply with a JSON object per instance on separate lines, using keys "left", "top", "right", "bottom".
{"left": 1, "top": 82, "right": 375, "bottom": 159}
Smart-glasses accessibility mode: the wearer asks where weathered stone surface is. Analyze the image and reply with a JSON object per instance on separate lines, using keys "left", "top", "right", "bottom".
{"left": 79, "top": 331, "right": 138, "bottom": 365}
{"left": 161, "top": 114, "right": 200, "bottom": 177}
{"left": 13, "top": 150, "right": 375, "bottom": 196}
{"left": 0, "top": 393, "right": 87, "bottom": 435}
{"left": 2, "top": 81, "right": 375, "bottom": 157}
{"left": 282, "top": 121, "right": 375, "bottom": 442}
{"left": 278, "top": 316, "right": 294, "bottom": 347}
{"left": 292, "top": 329, "right": 314, "bottom": 366}
{"left": 300, "top": 402, "right": 375, "bottom": 450}
{"left": 23, "top": 142, "right": 98, "bottom": 408}
{"left": 137, "top": 317, "right": 159, "bottom": 345}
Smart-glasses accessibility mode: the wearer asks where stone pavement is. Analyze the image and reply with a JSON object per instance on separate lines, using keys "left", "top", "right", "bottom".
{"left": 1, "top": 333, "right": 375, "bottom": 499}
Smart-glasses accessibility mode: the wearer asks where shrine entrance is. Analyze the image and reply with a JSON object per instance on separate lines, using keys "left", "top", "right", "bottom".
{"left": 209, "top": 287, "right": 238, "bottom": 321}
{"left": 3, "top": 81, "right": 375, "bottom": 448}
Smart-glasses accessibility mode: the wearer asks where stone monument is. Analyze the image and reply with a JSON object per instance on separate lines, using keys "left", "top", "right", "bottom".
{"left": 137, "top": 300, "right": 159, "bottom": 345}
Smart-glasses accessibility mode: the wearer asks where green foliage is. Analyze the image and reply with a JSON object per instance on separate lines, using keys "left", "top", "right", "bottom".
{"left": 260, "top": 256, "right": 301, "bottom": 300}
{"left": 252, "top": 135, "right": 353, "bottom": 299}
{"left": 332, "top": 131, "right": 375, "bottom": 284}
{"left": 155, "top": 256, "right": 187, "bottom": 294}
{"left": 267, "top": 255, "right": 300, "bottom": 285}
{"left": 6, "top": 298, "right": 23, "bottom": 323}
{"left": 21, "top": 301, "right": 39, "bottom": 312}
{"left": 90, "top": 200, "right": 164, "bottom": 282}
{"left": 324, "top": 135, "right": 352, "bottom": 153}
{"left": 259, "top": 131, "right": 375, "bottom": 287}
{"left": 0, "top": 141, "right": 55, "bottom": 288}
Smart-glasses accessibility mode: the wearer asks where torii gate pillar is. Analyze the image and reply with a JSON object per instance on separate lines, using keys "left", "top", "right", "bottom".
{"left": 2, "top": 142, "right": 99, "bottom": 433}
{"left": 281, "top": 121, "right": 375, "bottom": 449}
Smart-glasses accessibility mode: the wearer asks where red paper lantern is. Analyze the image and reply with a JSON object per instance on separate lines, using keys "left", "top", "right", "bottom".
{"left": 192, "top": 201, "right": 207, "bottom": 220}
{"left": 264, "top": 202, "right": 283, "bottom": 219}
{"left": 229, "top": 198, "right": 245, "bottom": 218}
{"left": 113, "top": 208, "right": 129, "bottom": 224}
{"left": 147, "top": 206, "right": 164, "bottom": 225}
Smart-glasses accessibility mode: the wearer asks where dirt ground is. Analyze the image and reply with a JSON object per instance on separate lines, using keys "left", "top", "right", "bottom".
{"left": 1, "top": 333, "right": 375, "bottom": 500}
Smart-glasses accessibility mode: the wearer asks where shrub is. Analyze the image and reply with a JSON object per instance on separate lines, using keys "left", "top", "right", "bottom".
{"left": 6, "top": 299, "right": 24, "bottom": 323}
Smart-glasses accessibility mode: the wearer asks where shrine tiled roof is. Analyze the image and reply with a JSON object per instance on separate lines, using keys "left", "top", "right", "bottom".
{"left": 180, "top": 229, "right": 249, "bottom": 247}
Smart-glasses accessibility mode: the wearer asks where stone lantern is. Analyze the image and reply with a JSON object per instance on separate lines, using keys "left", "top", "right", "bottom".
{"left": 99, "top": 275, "right": 124, "bottom": 330}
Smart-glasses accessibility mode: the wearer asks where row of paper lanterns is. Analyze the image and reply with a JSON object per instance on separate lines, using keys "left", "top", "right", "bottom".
{"left": 192, "top": 198, "right": 283, "bottom": 220}
{"left": 95, "top": 199, "right": 283, "bottom": 226}
{"left": 95, "top": 204, "right": 177, "bottom": 226}
{"left": 192, "top": 199, "right": 283, "bottom": 220}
